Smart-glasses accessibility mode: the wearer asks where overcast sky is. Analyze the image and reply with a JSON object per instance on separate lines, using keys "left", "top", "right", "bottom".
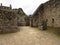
{"left": 0, "top": 0, "right": 48, "bottom": 15}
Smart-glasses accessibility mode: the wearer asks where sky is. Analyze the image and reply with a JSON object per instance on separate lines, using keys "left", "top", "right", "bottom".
{"left": 0, "top": 0, "right": 48, "bottom": 15}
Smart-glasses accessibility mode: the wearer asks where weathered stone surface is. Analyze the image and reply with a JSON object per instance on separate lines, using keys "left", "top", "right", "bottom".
{"left": 0, "top": 4, "right": 18, "bottom": 33}
{"left": 31, "top": 0, "right": 60, "bottom": 30}
{"left": 13, "top": 8, "right": 27, "bottom": 26}
{"left": 43, "top": 0, "right": 60, "bottom": 27}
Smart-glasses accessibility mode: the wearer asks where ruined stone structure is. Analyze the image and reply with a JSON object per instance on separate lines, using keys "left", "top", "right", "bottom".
{"left": 13, "top": 8, "right": 27, "bottom": 26}
{"left": 30, "top": 4, "right": 43, "bottom": 27}
{"left": 43, "top": 0, "right": 60, "bottom": 28}
{"left": 0, "top": 3, "right": 18, "bottom": 33}
{"left": 25, "top": 15, "right": 32, "bottom": 26}
{"left": 31, "top": 0, "right": 60, "bottom": 29}
{"left": 25, "top": 16, "right": 30, "bottom": 26}
{"left": 31, "top": 14, "right": 39, "bottom": 27}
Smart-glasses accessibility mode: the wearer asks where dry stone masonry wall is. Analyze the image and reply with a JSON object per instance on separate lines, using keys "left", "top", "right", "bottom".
{"left": 0, "top": 5, "right": 18, "bottom": 33}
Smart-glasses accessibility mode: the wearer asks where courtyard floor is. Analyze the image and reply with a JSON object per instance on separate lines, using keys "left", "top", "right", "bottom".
{"left": 0, "top": 26, "right": 60, "bottom": 45}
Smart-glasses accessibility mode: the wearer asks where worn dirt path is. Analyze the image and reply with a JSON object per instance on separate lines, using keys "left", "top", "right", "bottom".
{"left": 0, "top": 26, "right": 60, "bottom": 45}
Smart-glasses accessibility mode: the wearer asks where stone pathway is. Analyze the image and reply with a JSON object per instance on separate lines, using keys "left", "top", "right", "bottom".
{"left": 0, "top": 26, "right": 60, "bottom": 45}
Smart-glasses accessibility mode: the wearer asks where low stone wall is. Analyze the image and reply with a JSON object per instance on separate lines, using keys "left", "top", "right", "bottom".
{"left": 0, "top": 19, "right": 19, "bottom": 33}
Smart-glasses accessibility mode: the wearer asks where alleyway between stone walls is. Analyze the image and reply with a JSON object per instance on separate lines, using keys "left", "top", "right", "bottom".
{"left": 0, "top": 26, "right": 60, "bottom": 45}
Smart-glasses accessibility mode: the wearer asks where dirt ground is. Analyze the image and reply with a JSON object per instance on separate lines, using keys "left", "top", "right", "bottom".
{"left": 0, "top": 26, "right": 60, "bottom": 45}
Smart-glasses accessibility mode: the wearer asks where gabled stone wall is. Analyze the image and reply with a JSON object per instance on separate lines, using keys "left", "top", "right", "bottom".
{"left": 43, "top": 0, "right": 60, "bottom": 27}
{"left": 13, "top": 8, "right": 27, "bottom": 26}
{"left": 32, "top": 0, "right": 60, "bottom": 30}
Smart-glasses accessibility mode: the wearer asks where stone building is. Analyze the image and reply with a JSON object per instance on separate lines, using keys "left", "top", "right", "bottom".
{"left": 25, "top": 16, "right": 30, "bottom": 26}
{"left": 0, "top": 3, "right": 18, "bottom": 33}
{"left": 31, "top": 0, "right": 60, "bottom": 29}
{"left": 13, "top": 8, "right": 27, "bottom": 26}
{"left": 25, "top": 15, "right": 33, "bottom": 26}
{"left": 30, "top": 4, "right": 43, "bottom": 27}
{"left": 31, "top": 12, "right": 39, "bottom": 27}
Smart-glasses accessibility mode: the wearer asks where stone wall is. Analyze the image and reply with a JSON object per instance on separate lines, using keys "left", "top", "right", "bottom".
{"left": 32, "top": 16, "right": 39, "bottom": 27}
{"left": 43, "top": 0, "right": 60, "bottom": 27}
{"left": 13, "top": 8, "right": 27, "bottom": 26}
{"left": 32, "top": 0, "right": 60, "bottom": 29}
{"left": 32, "top": 4, "right": 44, "bottom": 27}
{"left": 0, "top": 9, "right": 18, "bottom": 33}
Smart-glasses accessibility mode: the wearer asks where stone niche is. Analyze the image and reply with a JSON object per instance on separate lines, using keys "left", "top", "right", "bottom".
{"left": 0, "top": 10, "right": 19, "bottom": 34}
